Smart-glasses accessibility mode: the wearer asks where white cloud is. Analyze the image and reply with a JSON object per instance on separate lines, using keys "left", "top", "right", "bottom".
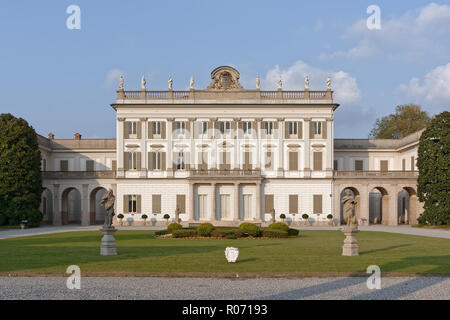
{"left": 320, "top": 3, "right": 450, "bottom": 61}
{"left": 104, "top": 69, "right": 124, "bottom": 89}
{"left": 397, "top": 62, "right": 450, "bottom": 112}
{"left": 262, "top": 60, "right": 360, "bottom": 105}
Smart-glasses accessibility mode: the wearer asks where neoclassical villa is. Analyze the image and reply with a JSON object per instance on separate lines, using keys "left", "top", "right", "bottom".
{"left": 38, "top": 66, "right": 422, "bottom": 227}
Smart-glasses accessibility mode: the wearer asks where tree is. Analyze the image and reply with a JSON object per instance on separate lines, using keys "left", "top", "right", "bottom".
{"left": 369, "top": 104, "right": 431, "bottom": 139}
{"left": 417, "top": 111, "right": 449, "bottom": 226}
{"left": 0, "top": 113, "right": 43, "bottom": 226}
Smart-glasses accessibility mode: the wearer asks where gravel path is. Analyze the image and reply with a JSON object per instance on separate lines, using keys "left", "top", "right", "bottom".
{"left": 0, "top": 276, "right": 448, "bottom": 300}
{"left": 1, "top": 224, "right": 448, "bottom": 239}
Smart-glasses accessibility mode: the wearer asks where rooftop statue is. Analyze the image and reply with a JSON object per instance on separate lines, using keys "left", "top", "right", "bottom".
{"left": 190, "top": 76, "right": 194, "bottom": 90}
{"left": 326, "top": 77, "right": 331, "bottom": 90}
{"left": 305, "top": 75, "right": 310, "bottom": 90}
{"left": 256, "top": 76, "right": 260, "bottom": 90}
{"left": 119, "top": 75, "right": 124, "bottom": 90}
{"left": 168, "top": 76, "right": 173, "bottom": 90}
{"left": 141, "top": 76, "right": 146, "bottom": 90}
{"left": 277, "top": 76, "right": 282, "bottom": 90}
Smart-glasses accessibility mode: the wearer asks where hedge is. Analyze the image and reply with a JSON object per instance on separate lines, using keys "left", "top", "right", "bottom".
{"left": 263, "top": 229, "right": 288, "bottom": 238}
{"left": 167, "top": 223, "right": 182, "bottom": 233}
{"left": 154, "top": 230, "right": 168, "bottom": 236}
{"left": 239, "top": 222, "right": 261, "bottom": 237}
{"left": 211, "top": 228, "right": 243, "bottom": 238}
{"left": 268, "top": 222, "right": 289, "bottom": 232}
{"left": 197, "top": 223, "right": 215, "bottom": 236}
{"left": 287, "top": 228, "right": 299, "bottom": 236}
{"left": 172, "top": 229, "right": 197, "bottom": 238}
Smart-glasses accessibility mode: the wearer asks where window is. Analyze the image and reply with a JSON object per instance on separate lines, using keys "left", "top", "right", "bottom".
{"left": 402, "top": 159, "right": 406, "bottom": 171}
{"left": 176, "top": 121, "right": 186, "bottom": 136}
{"left": 128, "top": 195, "right": 138, "bottom": 213}
{"left": 313, "top": 152, "right": 322, "bottom": 171}
{"left": 380, "top": 160, "right": 388, "bottom": 172}
{"left": 264, "top": 194, "right": 274, "bottom": 213}
{"left": 60, "top": 160, "right": 68, "bottom": 171}
{"left": 86, "top": 160, "right": 94, "bottom": 171}
{"left": 128, "top": 121, "right": 137, "bottom": 137}
{"left": 243, "top": 121, "right": 252, "bottom": 135}
{"left": 176, "top": 152, "right": 185, "bottom": 170}
{"left": 410, "top": 156, "right": 415, "bottom": 171}
{"left": 265, "top": 151, "right": 273, "bottom": 169}
{"left": 333, "top": 160, "right": 338, "bottom": 171}
{"left": 354, "top": 160, "right": 363, "bottom": 171}
{"left": 198, "top": 194, "right": 207, "bottom": 219}
{"left": 111, "top": 160, "right": 117, "bottom": 171}
{"left": 243, "top": 152, "right": 252, "bottom": 170}
{"left": 288, "top": 122, "right": 298, "bottom": 136}
{"left": 198, "top": 121, "right": 208, "bottom": 136}
{"left": 289, "top": 152, "right": 298, "bottom": 171}
{"left": 313, "top": 195, "right": 323, "bottom": 214}
{"left": 152, "top": 121, "right": 161, "bottom": 136}
{"left": 313, "top": 121, "right": 322, "bottom": 135}
{"left": 41, "top": 159, "right": 47, "bottom": 171}
{"left": 289, "top": 195, "right": 298, "bottom": 214}
{"left": 152, "top": 194, "right": 161, "bottom": 214}
{"left": 152, "top": 152, "right": 161, "bottom": 170}
{"left": 220, "top": 194, "right": 230, "bottom": 219}
{"left": 127, "top": 152, "right": 138, "bottom": 170}
{"left": 219, "top": 121, "right": 231, "bottom": 135}
{"left": 263, "top": 121, "right": 274, "bottom": 135}
{"left": 243, "top": 194, "right": 252, "bottom": 219}
{"left": 176, "top": 194, "right": 186, "bottom": 213}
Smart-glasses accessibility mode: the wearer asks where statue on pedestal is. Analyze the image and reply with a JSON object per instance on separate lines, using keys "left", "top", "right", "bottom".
{"left": 100, "top": 189, "right": 115, "bottom": 229}
{"left": 342, "top": 189, "right": 358, "bottom": 229}
{"left": 271, "top": 208, "right": 276, "bottom": 222}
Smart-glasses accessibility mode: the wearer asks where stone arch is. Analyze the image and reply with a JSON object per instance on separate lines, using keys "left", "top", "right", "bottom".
{"left": 40, "top": 188, "right": 53, "bottom": 224}
{"left": 369, "top": 186, "right": 389, "bottom": 224}
{"left": 89, "top": 187, "right": 107, "bottom": 225}
{"left": 61, "top": 187, "right": 81, "bottom": 225}
{"left": 339, "top": 186, "right": 360, "bottom": 224}
{"left": 398, "top": 186, "right": 418, "bottom": 225}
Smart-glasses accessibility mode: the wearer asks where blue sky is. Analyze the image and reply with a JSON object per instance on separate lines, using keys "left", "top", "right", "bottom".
{"left": 1, "top": 1, "right": 449, "bottom": 138}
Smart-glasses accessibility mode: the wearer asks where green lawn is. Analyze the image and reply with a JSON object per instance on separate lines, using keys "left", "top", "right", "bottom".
{"left": 0, "top": 230, "right": 449, "bottom": 275}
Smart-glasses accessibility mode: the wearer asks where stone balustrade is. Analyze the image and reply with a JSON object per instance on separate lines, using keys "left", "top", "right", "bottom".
{"left": 333, "top": 171, "right": 418, "bottom": 179}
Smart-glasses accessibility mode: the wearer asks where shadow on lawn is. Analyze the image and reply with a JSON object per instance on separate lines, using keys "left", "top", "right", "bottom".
{"left": 359, "top": 244, "right": 412, "bottom": 256}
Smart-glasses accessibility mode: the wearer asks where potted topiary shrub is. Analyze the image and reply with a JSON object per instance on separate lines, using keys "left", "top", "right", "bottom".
{"left": 142, "top": 214, "right": 148, "bottom": 226}
{"left": 20, "top": 220, "right": 28, "bottom": 230}
{"left": 117, "top": 214, "right": 124, "bottom": 226}
{"left": 327, "top": 214, "right": 333, "bottom": 226}
{"left": 302, "top": 214, "right": 309, "bottom": 226}
{"left": 279, "top": 214, "right": 286, "bottom": 222}
{"left": 163, "top": 214, "right": 170, "bottom": 225}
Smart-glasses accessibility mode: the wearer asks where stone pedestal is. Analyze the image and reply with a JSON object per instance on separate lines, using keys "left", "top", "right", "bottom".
{"left": 100, "top": 227, "right": 117, "bottom": 256}
{"left": 342, "top": 226, "right": 359, "bottom": 256}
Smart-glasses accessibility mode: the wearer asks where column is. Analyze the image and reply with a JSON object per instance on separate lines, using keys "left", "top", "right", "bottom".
{"left": 256, "top": 118, "right": 262, "bottom": 169}
{"left": 333, "top": 184, "right": 341, "bottom": 225}
{"left": 255, "top": 182, "right": 261, "bottom": 221}
{"left": 117, "top": 117, "right": 125, "bottom": 178}
{"left": 53, "top": 184, "right": 61, "bottom": 226}
{"left": 233, "top": 182, "right": 240, "bottom": 222}
{"left": 210, "top": 182, "right": 217, "bottom": 221}
{"left": 188, "top": 182, "right": 195, "bottom": 222}
{"left": 140, "top": 117, "right": 147, "bottom": 178}
{"left": 303, "top": 118, "right": 311, "bottom": 177}
{"left": 388, "top": 185, "right": 398, "bottom": 226}
{"left": 81, "top": 184, "right": 89, "bottom": 226}
{"left": 167, "top": 118, "right": 174, "bottom": 176}
{"left": 277, "top": 118, "right": 284, "bottom": 176}
{"left": 189, "top": 118, "right": 195, "bottom": 170}
{"left": 359, "top": 184, "right": 369, "bottom": 226}
{"left": 325, "top": 118, "right": 333, "bottom": 173}
{"left": 233, "top": 117, "right": 240, "bottom": 170}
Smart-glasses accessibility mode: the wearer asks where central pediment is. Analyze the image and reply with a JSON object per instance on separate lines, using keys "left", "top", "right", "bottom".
{"left": 207, "top": 66, "right": 243, "bottom": 90}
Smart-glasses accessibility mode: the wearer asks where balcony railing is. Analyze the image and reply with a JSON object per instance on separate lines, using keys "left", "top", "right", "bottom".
{"left": 43, "top": 171, "right": 116, "bottom": 179}
{"left": 333, "top": 171, "right": 418, "bottom": 179}
{"left": 117, "top": 89, "right": 332, "bottom": 101}
{"left": 189, "top": 168, "right": 261, "bottom": 178}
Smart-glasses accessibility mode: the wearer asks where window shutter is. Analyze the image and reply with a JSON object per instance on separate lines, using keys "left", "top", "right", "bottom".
{"left": 298, "top": 121, "right": 303, "bottom": 139}
{"left": 322, "top": 121, "right": 327, "bottom": 139}
{"left": 86, "top": 160, "right": 94, "bottom": 171}
{"left": 285, "top": 122, "right": 289, "bottom": 139}
{"left": 123, "top": 195, "right": 129, "bottom": 213}
{"left": 380, "top": 160, "right": 388, "bottom": 172}
{"left": 265, "top": 151, "right": 272, "bottom": 169}
{"left": 313, "top": 195, "right": 322, "bottom": 214}
{"left": 313, "top": 152, "right": 322, "bottom": 171}
{"left": 265, "top": 194, "right": 274, "bottom": 213}
{"left": 410, "top": 156, "right": 415, "bottom": 171}
{"left": 289, "top": 152, "right": 298, "bottom": 171}
{"left": 309, "top": 121, "right": 314, "bottom": 139}
{"left": 161, "top": 121, "right": 166, "bottom": 139}
{"left": 137, "top": 195, "right": 141, "bottom": 213}
{"left": 60, "top": 160, "right": 68, "bottom": 171}
{"left": 124, "top": 122, "right": 129, "bottom": 139}
{"left": 137, "top": 152, "right": 141, "bottom": 170}
{"left": 124, "top": 152, "right": 129, "bottom": 170}
{"left": 152, "top": 195, "right": 161, "bottom": 214}
{"left": 252, "top": 121, "right": 257, "bottom": 138}
{"left": 177, "top": 194, "right": 186, "bottom": 213}
{"left": 274, "top": 121, "right": 279, "bottom": 138}
{"left": 112, "top": 160, "right": 117, "bottom": 171}
{"left": 333, "top": 160, "right": 338, "bottom": 171}
{"left": 238, "top": 121, "right": 243, "bottom": 139}
{"left": 208, "top": 121, "right": 213, "bottom": 138}
{"left": 161, "top": 152, "right": 166, "bottom": 170}
{"left": 289, "top": 195, "right": 298, "bottom": 214}
{"left": 148, "top": 122, "right": 153, "bottom": 139}
{"left": 186, "top": 121, "right": 191, "bottom": 138}
{"left": 231, "top": 121, "right": 236, "bottom": 139}
{"left": 402, "top": 159, "right": 406, "bottom": 171}
{"left": 355, "top": 160, "right": 363, "bottom": 171}
{"left": 148, "top": 152, "right": 153, "bottom": 171}
{"left": 137, "top": 121, "right": 142, "bottom": 139}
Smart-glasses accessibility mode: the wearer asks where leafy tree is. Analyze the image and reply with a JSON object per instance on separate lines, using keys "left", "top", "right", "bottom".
{"left": 369, "top": 104, "right": 431, "bottom": 139}
{"left": 417, "top": 111, "right": 449, "bottom": 226}
{"left": 0, "top": 114, "right": 43, "bottom": 226}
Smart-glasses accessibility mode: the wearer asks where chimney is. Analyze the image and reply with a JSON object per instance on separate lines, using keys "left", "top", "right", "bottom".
{"left": 48, "top": 133, "right": 54, "bottom": 140}
{"left": 74, "top": 133, "right": 82, "bottom": 140}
